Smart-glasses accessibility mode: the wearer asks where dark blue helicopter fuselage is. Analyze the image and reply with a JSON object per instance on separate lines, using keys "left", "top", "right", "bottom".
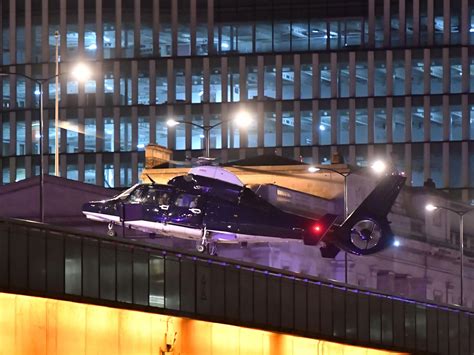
{"left": 83, "top": 174, "right": 322, "bottom": 243}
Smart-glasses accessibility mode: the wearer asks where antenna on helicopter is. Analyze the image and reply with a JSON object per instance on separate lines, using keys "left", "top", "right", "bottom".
{"left": 145, "top": 174, "right": 157, "bottom": 185}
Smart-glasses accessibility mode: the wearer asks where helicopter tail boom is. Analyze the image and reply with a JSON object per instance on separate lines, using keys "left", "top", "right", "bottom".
{"left": 321, "top": 174, "right": 406, "bottom": 257}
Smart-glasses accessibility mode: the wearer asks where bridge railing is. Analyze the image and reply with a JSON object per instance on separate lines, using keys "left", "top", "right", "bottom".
{"left": 0, "top": 217, "right": 473, "bottom": 355}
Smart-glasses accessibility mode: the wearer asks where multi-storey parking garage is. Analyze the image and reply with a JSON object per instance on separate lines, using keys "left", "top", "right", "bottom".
{"left": 1, "top": 0, "right": 474, "bottom": 198}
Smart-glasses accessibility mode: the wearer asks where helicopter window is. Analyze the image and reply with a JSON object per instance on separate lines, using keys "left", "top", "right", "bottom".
{"left": 128, "top": 186, "right": 147, "bottom": 203}
{"left": 174, "top": 193, "right": 200, "bottom": 208}
{"left": 141, "top": 188, "right": 172, "bottom": 205}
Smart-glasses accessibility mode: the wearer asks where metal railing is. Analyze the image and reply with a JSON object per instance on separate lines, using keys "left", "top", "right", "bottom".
{"left": 0, "top": 217, "right": 473, "bottom": 354}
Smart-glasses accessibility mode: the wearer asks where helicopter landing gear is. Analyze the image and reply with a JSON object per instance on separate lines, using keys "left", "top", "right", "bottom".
{"left": 107, "top": 222, "right": 117, "bottom": 237}
{"left": 196, "top": 241, "right": 218, "bottom": 256}
{"left": 196, "top": 227, "right": 218, "bottom": 256}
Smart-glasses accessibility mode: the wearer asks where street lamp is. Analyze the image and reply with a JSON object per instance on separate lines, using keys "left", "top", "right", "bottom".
{"left": 53, "top": 31, "right": 92, "bottom": 175}
{"left": 166, "top": 110, "right": 253, "bottom": 157}
{"left": 0, "top": 72, "right": 49, "bottom": 222}
{"left": 308, "top": 160, "right": 387, "bottom": 284}
{"left": 0, "top": 62, "right": 91, "bottom": 221}
{"left": 308, "top": 165, "right": 352, "bottom": 283}
{"left": 425, "top": 203, "right": 474, "bottom": 306}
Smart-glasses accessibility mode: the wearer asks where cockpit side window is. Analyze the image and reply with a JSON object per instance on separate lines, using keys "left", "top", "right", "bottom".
{"left": 128, "top": 186, "right": 148, "bottom": 203}
{"left": 142, "top": 188, "right": 171, "bottom": 205}
{"left": 174, "top": 193, "right": 200, "bottom": 208}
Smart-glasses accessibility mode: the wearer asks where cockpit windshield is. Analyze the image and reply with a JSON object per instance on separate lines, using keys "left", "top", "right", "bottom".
{"left": 114, "top": 184, "right": 141, "bottom": 200}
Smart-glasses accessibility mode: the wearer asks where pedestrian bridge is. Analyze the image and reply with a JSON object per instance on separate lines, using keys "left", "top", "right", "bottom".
{"left": 0, "top": 218, "right": 472, "bottom": 354}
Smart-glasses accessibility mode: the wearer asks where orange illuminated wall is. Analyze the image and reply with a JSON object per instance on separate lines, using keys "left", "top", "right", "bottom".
{"left": 0, "top": 293, "right": 407, "bottom": 355}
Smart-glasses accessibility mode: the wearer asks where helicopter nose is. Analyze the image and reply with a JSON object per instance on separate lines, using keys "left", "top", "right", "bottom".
{"left": 82, "top": 202, "right": 102, "bottom": 214}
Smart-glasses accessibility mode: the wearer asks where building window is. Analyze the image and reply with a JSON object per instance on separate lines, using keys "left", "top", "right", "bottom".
{"left": 156, "top": 116, "right": 168, "bottom": 148}
{"left": 138, "top": 116, "right": 150, "bottom": 150}
{"left": 355, "top": 108, "right": 368, "bottom": 144}
{"left": 412, "top": 57, "right": 424, "bottom": 95}
{"left": 282, "top": 65, "right": 294, "bottom": 100}
{"left": 120, "top": 116, "right": 132, "bottom": 151}
{"left": 430, "top": 57, "right": 443, "bottom": 95}
{"left": 338, "top": 62, "right": 349, "bottom": 98}
{"left": 374, "top": 108, "right": 387, "bottom": 143}
{"left": 156, "top": 64, "right": 167, "bottom": 104}
{"left": 319, "top": 110, "right": 331, "bottom": 145}
{"left": 192, "top": 66, "right": 204, "bottom": 104}
{"left": 430, "top": 106, "right": 443, "bottom": 141}
{"left": 264, "top": 111, "right": 276, "bottom": 147}
{"left": 301, "top": 111, "right": 312, "bottom": 146}
{"left": 411, "top": 106, "right": 424, "bottom": 142}
{"left": 282, "top": 111, "right": 294, "bottom": 146}
{"left": 85, "top": 117, "right": 96, "bottom": 152}
{"left": 256, "top": 20, "right": 272, "bottom": 53}
{"left": 210, "top": 66, "right": 222, "bottom": 103}
{"left": 310, "top": 20, "right": 327, "bottom": 50}
{"left": 209, "top": 115, "right": 222, "bottom": 149}
{"left": 66, "top": 118, "right": 79, "bottom": 153}
{"left": 138, "top": 74, "right": 150, "bottom": 105}
{"left": 247, "top": 66, "right": 258, "bottom": 100}
{"left": 355, "top": 60, "right": 368, "bottom": 97}
{"left": 450, "top": 57, "right": 462, "bottom": 94}
{"left": 320, "top": 63, "right": 331, "bottom": 99}
{"left": 104, "top": 118, "right": 114, "bottom": 152}
{"left": 337, "top": 109, "right": 349, "bottom": 144}
{"left": 191, "top": 115, "right": 204, "bottom": 150}
{"left": 450, "top": 106, "right": 462, "bottom": 141}
{"left": 301, "top": 64, "right": 313, "bottom": 99}
{"left": 264, "top": 65, "right": 276, "bottom": 99}
{"left": 430, "top": 143, "right": 443, "bottom": 188}
{"left": 16, "top": 119, "right": 26, "bottom": 155}
{"left": 374, "top": 58, "right": 387, "bottom": 96}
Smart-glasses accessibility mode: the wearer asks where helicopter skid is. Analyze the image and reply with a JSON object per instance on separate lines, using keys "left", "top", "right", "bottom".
{"left": 84, "top": 212, "right": 299, "bottom": 244}
{"left": 83, "top": 211, "right": 121, "bottom": 223}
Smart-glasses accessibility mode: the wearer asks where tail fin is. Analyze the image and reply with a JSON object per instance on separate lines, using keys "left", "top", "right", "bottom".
{"left": 323, "top": 174, "right": 406, "bottom": 257}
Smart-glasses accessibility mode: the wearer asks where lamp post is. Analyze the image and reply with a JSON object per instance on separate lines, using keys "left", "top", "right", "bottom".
{"left": 167, "top": 110, "right": 253, "bottom": 158}
{"left": 54, "top": 31, "right": 60, "bottom": 176}
{"left": 0, "top": 63, "right": 91, "bottom": 221}
{"left": 0, "top": 72, "right": 49, "bottom": 222}
{"left": 425, "top": 203, "right": 474, "bottom": 306}
{"left": 308, "top": 159, "right": 387, "bottom": 284}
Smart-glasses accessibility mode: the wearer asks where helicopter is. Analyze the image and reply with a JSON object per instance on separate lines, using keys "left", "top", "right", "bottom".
{"left": 82, "top": 165, "right": 405, "bottom": 257}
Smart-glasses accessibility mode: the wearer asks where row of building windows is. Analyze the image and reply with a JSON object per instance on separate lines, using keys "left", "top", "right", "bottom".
{"left": 2, "top": 98, "right": 474, "bottom": 158}
{"left": 3, "top": 50, "right": 474, "bottom": 109}
{"left": 2, "top": 141, "right": 474, "bottom": 194}
{"left": 2, "top": 1, "right": 474, "bottom": 65}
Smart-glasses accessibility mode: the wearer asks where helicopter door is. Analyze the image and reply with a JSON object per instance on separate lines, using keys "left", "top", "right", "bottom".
{"left": 141, "top": 186, "right": 174, "bottom": 223}
{"left": 166, "top": 193, "right": 204, "bottom": 228}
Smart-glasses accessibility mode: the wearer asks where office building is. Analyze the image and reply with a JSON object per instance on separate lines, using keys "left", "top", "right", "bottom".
{"left": 1, "top": 0, "right": 474, "bottom": 199}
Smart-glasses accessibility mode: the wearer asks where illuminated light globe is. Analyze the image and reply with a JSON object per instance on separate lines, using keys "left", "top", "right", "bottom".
{"left": 166, "top": 118, "right": 180, "bottom": 127}
{"left": 71, "top": 62, "right": 92, "bottom": 81}
{"left": 371, "top": 160, "right": 386, "bottom": 174}
{"left": 234, "top": 110, "right": 253, "bottom": 128}
{"left": 308, "top": 166, "right": 320, "bottom": 173}
{"left": 393, "top": 240, "right": 400, "bottom": 247}
{"left": 425, "top": 204, "right": 438, "bottom": 212}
